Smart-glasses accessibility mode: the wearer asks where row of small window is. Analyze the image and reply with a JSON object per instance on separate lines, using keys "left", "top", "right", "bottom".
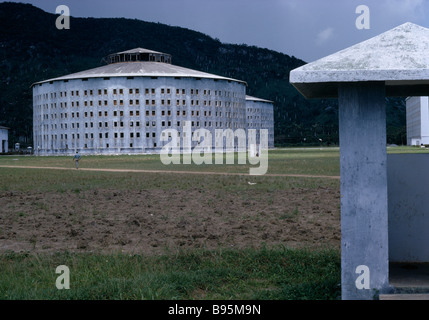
{"left": 38, "top": 99, "right": 234, "bottom": 109}
{"left": 43, "top": 124, "right": 243, "bottom": 142}
{"left": 247, "top": 123, "right": 273, "bottom": 128}
{"left": 42, "top": 110, "right": 239, "bottom": 120}
{"left": 43, "top": 132, "right": 155, "bottom": 140}
{"left": 247, "top": 116, "right": 273, "bottom": 121}
{"left": 38, "top": 88, "right": 238, "bottom": 101}
{"left": 42, "top": 120, "right": 233, "bottom": 130}
{"left": 247, "top": 108, "right": 273, "bottom": 113}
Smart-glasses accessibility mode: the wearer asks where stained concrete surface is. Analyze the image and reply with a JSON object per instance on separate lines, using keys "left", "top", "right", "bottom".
{"left": 390, "top": 263, "right": 429, "bottom": 289}
{"left": 379, "top": 263, "right": 429, "bottom": 300}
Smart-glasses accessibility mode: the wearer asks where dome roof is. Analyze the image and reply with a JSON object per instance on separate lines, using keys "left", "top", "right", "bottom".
{"left": 32, "top": 48, "right": 246, "bottom": 86}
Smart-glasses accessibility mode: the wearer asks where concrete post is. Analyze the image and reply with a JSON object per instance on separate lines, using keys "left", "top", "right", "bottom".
{"left": 338, "top": 82, "right": 390, "bottom": 299}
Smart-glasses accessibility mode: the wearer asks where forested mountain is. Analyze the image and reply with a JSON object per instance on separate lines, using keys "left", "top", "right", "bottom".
{"left": 0, "top": 2, "right": 406, "bottom": 147}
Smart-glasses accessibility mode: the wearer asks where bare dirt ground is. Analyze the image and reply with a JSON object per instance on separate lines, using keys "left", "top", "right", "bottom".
{"left": 0, "top": 181, "right": 341, "bottom": 255}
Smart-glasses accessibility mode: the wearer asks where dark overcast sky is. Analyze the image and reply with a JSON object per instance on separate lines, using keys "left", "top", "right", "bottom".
{"left": 9, "top": 0, "right": 429, "bottom": 62}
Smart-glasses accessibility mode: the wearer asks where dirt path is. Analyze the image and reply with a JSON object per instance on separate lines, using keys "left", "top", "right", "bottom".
{"left": 0, "top": 165, "right": 340, "bottom": 179}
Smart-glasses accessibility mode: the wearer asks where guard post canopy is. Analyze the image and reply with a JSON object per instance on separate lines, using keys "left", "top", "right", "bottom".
{"left": 290, "top": 22, "right": 429, "bottom": 99}
{"left": 290, "top": 22, "right": 429, "bottom": 300}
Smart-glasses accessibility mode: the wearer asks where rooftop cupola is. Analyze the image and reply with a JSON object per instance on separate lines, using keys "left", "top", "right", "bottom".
{"left": 106, "top": 48, "right": 172, "bottom": 64}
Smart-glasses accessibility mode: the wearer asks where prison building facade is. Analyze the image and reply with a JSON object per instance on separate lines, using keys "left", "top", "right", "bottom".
{"left": 0, "top": 126, "right": 9, "bottom": 153}
{"left": 406, "top": 96, "right": 429, "bottom": 146}
{"left": 32, "top": 48, "right": 274, "bottom": 155}
{"left": 245, "top": 96, "right": 274, "bottom": 148}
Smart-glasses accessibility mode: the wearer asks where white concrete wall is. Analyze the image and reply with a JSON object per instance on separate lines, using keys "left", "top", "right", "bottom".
{"left": 0, "top": 128, "right": 8, "bottom": 153}
{"left": 388, "top": 154, "right": 429, "bottom": 262}
{"left": 406, "top": 96, "right": 429, "bottom": 145}
{"left": 245, "top": 99, "right": 275, "bottom": 148}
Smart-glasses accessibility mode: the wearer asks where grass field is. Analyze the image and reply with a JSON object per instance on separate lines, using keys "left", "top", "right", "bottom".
{"left": 0, "top": 146, "right": 425, "bottom": 300}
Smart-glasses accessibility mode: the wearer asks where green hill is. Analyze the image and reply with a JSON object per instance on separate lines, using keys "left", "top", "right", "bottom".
{"left": 0, "top": 2, "right": 406, "bottom": 147}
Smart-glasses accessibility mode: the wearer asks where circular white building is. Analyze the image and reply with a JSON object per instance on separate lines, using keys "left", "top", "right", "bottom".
{"left": 32, "top": 48, "right": 273, "bottom": 155}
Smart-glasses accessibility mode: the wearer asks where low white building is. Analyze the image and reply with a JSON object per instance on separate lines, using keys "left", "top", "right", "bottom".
{"left": 406, "top": 96, "right": 429, "bottom": 146}
{"left": 245, "top": 96, "right": 274, "bottom": 148}
{"left": 0, "top": 126, "right": 9, "bottom": 153}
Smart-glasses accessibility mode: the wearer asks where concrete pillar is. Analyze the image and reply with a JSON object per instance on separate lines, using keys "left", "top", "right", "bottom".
{"left": 338, "top": 82, "right": 390, "bottom": 299}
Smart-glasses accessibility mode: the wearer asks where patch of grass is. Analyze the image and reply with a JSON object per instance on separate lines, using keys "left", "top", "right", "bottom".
{"left": 280, "top": 206, "right": 299, "bottom": 220}
{"left": 0, "top": 148, "right": 343, "bottom": 300}
{"left": 0, "top": 247, "right": 340, "bottom": 300}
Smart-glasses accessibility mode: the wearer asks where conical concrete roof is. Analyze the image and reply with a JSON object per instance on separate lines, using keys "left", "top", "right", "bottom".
{"left": 290, "top": 22, "right": 429, "bottom": 98}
